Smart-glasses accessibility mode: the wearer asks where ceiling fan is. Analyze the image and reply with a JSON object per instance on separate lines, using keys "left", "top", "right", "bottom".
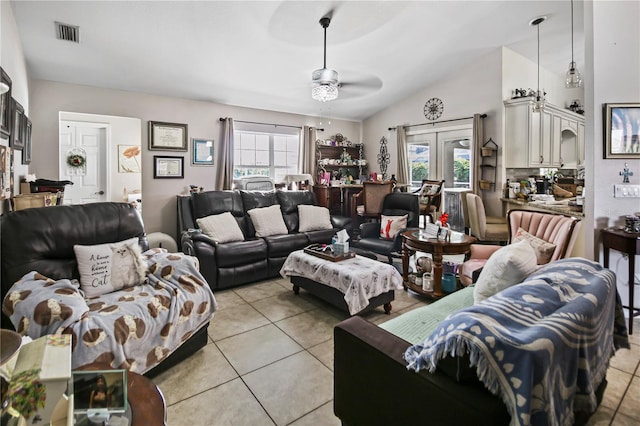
{"left": 311, "top": 16, "right": 339, "bottom": 102}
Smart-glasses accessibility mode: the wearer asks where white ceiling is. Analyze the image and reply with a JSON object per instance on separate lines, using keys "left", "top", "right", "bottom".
{"left": 11, "top": 0, "right": 584, "bottom": 122}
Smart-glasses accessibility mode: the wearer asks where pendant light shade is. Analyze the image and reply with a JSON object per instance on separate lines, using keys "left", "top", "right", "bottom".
{"left": 565, "top": 0, "right": 583, "bottom": 88}
{"left": 530, "top": 16, "right": 547, "bottom": 113}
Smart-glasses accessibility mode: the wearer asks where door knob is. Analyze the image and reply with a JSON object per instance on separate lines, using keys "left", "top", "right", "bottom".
{"left": 95, "top": 190, "right": 105, "bottom": 195}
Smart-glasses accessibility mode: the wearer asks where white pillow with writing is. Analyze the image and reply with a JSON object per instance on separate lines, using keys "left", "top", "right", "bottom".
{"left": 298, "top": 205, "right": 333, "bottom": 232}
{"left": 74, "top": 237, "right": 146, "bottom": 298}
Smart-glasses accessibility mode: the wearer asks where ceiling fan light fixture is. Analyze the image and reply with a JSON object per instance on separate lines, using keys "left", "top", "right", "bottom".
{"left": 312, "top": 84, "right": 339, "bottom": 102}
{"left": 311, "top": 67, "right": 339, "bottom": 102}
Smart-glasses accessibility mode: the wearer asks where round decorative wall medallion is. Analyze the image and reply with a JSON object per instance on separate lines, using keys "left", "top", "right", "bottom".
{"left": 424, "top": 97, "right": 444, "bottom": 120}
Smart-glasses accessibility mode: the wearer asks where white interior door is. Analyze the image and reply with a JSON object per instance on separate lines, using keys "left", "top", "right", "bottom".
{"left": 59, "top": 121, "right": 108, "bottom": 204}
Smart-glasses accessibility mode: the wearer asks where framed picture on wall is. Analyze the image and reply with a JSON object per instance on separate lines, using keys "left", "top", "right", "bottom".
{"left": 153, "top": 155, "right": 184, "bottom": 178}
{"left": 191, "top": 138, "right": 214, "bottom": 165}
{"left": 604, "top": 103, "right": 640, "bottom": 159}
{"left": 148, "top": 121, "right": 188, "bottom": 151}
{"left": 1, "top": 146, "right": 13, "bottom": 200}
{"left": 0, "top": 67, "right": 11, "bottom": 138}
{"left": 10, "top": 98, "right": 24, "bottom": 149}
{"left": 118, "top": 145, "right": 141, "bottom": 173}
{"left": 22, "top": 117, "right": 32, "bottom": 164}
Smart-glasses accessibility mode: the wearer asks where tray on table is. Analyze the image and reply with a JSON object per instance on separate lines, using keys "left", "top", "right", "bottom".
{"left": 303, "top": 244, "right": 356, "bottom": 262}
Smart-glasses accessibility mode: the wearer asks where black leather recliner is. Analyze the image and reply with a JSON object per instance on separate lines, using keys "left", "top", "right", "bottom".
{"left": 352, "top": 192, "right": 419, "bottom": 263}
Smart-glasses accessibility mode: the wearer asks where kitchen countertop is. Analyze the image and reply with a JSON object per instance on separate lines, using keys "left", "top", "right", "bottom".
{"left": 501, "top": 197, "right": 584, "bottom": 217}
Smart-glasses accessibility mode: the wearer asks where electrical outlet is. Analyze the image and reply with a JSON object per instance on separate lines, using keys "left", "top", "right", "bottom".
{"left": 614, "top": 184, "right": 640, "bottom": 198}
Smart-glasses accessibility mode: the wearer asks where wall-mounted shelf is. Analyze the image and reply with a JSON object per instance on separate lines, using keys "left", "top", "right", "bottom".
{"left": 479, "top": 138, "right": 497, "bottom": 191}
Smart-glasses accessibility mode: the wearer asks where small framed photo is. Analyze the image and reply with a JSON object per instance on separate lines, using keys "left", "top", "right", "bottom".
{"left": 148, "top": 120, "right": 188, "bottom": 151}
{"left": 604, "top": 103, "right": 640, "bottom": 159}
{"left": 10, "top": 98, "right": 24, "bottom": 149}
{"left": 71, "top": 370, "right": 127, "bottom": 414}
{"left": 154, "top": 155, "right": 184, "bottom": 178}
{"left": 192, "top": 138, "right": 214, "bottom": 165}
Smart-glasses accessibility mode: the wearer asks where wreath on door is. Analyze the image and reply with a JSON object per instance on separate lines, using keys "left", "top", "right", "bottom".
{"left": 66, "top": 153, "right": 86, "bottom": 168}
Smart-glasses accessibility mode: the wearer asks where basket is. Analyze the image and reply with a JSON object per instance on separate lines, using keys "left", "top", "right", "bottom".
{"left": 12, "top": 192, "right": 58, "bottom": 211}
{"left": 479, "top": 180, "right": 493, "bottom": 190}
{"left": 481, "top": 147, "right": 496, "bottom": 157}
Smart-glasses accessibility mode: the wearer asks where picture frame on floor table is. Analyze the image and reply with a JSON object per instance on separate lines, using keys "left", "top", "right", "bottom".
{"left": 191, "top": 138, "right": 214, "bottom": 165}
{"left": 148, "top": 120, "right": 188, "bottom": 151}
{"left": 153, "top": 155, "right": 184, "bottom": 178}
{"left": 604, "top": 103, "right": 640, "bottom": 159}
{"left": 71, "top": 369, "right": 128, "bottom": 414}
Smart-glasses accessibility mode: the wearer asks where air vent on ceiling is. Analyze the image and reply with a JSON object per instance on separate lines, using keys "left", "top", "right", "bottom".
{"left": 55, "top": 22, "right": 79, "bottom": 43}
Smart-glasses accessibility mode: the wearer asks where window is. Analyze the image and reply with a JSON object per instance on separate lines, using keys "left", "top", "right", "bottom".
{"left": 406, "top": 128, "right": 472, "bottom": 191}
{"left": 233, "top": 130, "right": 299, "bottom": 182}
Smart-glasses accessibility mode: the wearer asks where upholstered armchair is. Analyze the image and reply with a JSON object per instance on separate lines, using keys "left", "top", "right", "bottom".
{"left": 459, "top": 209, "right": 581, "bottom": 286}
{"left": 466, "top": 193, "right": 509, "bottom": 243}
{"left": 352, "top": 192, "right": 419, "bottom": 263}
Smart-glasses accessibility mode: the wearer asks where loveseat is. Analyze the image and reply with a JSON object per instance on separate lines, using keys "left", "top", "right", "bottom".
{"left": 1, "top": 202, "right": 216, "bottom": 377}
{"left": 334, "top": 258, "right": 630, "bottom": 425}
{"left": 177, "top": 190, "right": 352, "bottom": 290}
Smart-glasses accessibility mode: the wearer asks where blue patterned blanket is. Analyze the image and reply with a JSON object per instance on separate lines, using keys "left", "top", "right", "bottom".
{"left": 404, "top": 258, "right": 630, "bottom": 426}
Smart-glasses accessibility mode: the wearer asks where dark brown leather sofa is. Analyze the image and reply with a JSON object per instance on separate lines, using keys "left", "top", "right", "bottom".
{"left": 1, "top": 202, "right": 209, "bottom": 377}
{"left": 178, "top": 190, "right": 352, "bottom": 291}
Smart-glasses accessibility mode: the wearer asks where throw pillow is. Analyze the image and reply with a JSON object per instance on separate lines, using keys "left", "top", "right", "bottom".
{"left": 298, "top": 205, "right": 333, "bottom": 232}
{"left": 473, "top": 240, "right": 537, "bottom": 304}
{"left": 513, "top": 227, "right": 557, "bottom": 264}
{"left": 74, "top": 237, "right": 146, "bottom": 298}
{"left": 247, "top": 204, "right": 288, "bottom": 237}
{"left": 196, "top": 212, "right": 245, "bottom": 243}
{"left": 379, "top": 215, "right": 408, "bottom": 240}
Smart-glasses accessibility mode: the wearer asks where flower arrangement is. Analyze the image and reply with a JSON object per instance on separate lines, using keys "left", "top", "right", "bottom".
{"left": 439, "top": 212, "right": 449, "bottom": 227}
{"left": 66, "top": 153, "right": 86, "bottom": 168}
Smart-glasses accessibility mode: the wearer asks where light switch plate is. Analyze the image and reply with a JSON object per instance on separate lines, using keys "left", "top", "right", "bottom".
{"left": 614, "top": 184, "right": 640, "bottom": 198}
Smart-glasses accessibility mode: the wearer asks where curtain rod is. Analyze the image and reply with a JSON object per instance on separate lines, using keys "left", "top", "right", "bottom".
{"left": 387, "top": 114, "right": 487, "bottom": 131}
{"left": 218, "top": 117, "right": 324, "bottom": 132}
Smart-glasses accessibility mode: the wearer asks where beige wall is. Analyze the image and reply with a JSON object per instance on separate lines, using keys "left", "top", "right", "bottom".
{"left": 1, "top": 0, "right": 29, "bottom": 210}
{"left": 587, "top": 1, "right": 640, "bottom": 307}
{"left": 29, "top": 80, "right": 361, "bottom": 239}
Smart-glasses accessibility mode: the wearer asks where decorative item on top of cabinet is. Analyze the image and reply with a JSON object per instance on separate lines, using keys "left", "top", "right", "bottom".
{"left": 479, "top": 138, "right": 497, "bottom": 191}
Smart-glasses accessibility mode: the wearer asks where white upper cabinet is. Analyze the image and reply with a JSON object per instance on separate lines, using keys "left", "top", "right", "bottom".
{"left": 504, "top": 99, "right": 584, "bottom": 169}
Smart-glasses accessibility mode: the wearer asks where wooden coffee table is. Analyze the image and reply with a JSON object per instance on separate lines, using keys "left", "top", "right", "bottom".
{"left": 401, "top": 229, "right": 476, "bottom": 298}
{"left": 77, "top": 363, "right": 166, "bottom": 425}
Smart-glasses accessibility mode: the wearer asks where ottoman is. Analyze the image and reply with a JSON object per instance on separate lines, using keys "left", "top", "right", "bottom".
{"left": 280, "top": 249, "right": 404, "bottom": 315}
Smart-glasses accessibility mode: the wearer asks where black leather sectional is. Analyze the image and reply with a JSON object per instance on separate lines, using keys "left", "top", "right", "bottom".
{"left": 177, "top": 190, "right": 352, "bottom": 291}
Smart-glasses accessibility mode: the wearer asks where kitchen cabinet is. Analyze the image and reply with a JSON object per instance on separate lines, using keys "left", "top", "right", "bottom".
{"left": 504, "top": 99, "right": 584, "bottom": 169}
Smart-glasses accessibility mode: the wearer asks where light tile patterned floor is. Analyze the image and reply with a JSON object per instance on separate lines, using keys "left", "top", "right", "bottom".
{"left": 152, "top": 276, "right": 640, "bottom": 426}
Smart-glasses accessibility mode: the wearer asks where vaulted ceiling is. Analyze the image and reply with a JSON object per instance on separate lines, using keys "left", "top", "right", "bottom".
{"left": 11, "top": 0, "right": 584, "bottom": 121}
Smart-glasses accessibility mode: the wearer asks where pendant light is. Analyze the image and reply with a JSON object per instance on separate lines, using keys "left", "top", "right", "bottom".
{"left": 565, "top": 0, "right": 583, "bottom": 88}
{"left": 529, "top": 16, "right": 547, "bottom": 113}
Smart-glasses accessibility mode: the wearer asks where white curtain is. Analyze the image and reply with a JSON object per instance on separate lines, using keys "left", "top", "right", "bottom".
{"left": 216, "top": 117, "right": 234, "bottom": 190}
{"left": 299, "top": 126, "right": 316, "bottom": 178}
{"left": 472, "top": 113, "right": 485, "bottom": 194}
{"left": 395, "top": 126, "right": 410, "bottom": 186}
